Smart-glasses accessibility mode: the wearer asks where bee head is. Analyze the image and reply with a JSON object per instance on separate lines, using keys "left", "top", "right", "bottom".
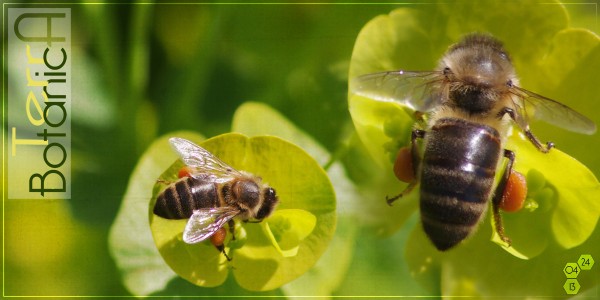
{"left": 256, "top": 187, "right": 278, "bottom": 220}
{"left": 442, "top": 33, "right": 516, "bottom": 91}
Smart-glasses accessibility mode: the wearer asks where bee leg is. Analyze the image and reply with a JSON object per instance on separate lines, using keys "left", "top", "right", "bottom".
{"left": 524, "top": 130, "right": 554, "bottom": 153}
{"left": 387, "top": 129, "right": 425, "bottom": 206}
{"left": 491, "top": 149, "right": 516, "bottom": 246}
{"left": 156, "top": 179, "right": 173, "bottom": 184}
{"left": 217, "top": 245, "right": 232, "bottom": 261}
{"left": 500, "top": 107, "right": 554, "bottom": 153}
{"left": 386, "top": 181, "right": 418, "bottom": 205}
{"left": 228, "top": 219, "right": 236, "bottom": 241}
{"left": 210, "top": 227, "right": 232, "bottom": 261}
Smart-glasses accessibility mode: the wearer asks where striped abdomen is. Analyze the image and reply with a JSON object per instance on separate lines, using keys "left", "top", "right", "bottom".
{"left": 420, "top": 117, "right": 502, "bottom": 250}
{"left": 154, "top": 177, "right": 220, "bottom": 219}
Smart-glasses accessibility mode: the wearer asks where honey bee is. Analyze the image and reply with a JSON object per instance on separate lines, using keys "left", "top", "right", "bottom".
{"left": 350, "top": 33, "right": 596, "bottom": 251}
{"left": 153, "top": 137, "right": 279, "bottom": 260}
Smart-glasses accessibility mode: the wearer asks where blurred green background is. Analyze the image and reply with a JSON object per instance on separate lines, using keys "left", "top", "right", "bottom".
{"left": 3, "top": 1, "right": 599, "bottom": 297}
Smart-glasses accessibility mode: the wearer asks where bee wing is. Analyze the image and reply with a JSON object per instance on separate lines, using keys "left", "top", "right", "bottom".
{"left": 183, "top": 206, "right": 240, "bottom": 244}
{"left": 349, "top": 70, "right": 444, "bottom": 112}
{"left": 169, "top": 137, "right": 243, "bottom": 182}
{"left": 510, "top": 86, "right": 597, "bottom": 135}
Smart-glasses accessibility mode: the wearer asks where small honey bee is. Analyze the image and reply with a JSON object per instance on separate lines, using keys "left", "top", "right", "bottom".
{"left": 153, "top": 137, "right": 279, "bottom": 260}
{"left": 351, "top": 33, "right": 596, "bottom": 251}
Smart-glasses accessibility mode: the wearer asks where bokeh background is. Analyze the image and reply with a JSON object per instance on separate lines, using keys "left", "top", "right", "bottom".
{"left": 3, "top": 1, "right": 599, "bottom": 297}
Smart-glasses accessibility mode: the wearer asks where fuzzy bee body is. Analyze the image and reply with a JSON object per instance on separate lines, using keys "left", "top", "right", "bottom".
{"left": 153, "top": 138, "right": 278, "bottom": 260}
{"left": 351, "top": 33, "right": 596, "bottom": 250}
{"left": 420, "top": 117, "right": 502, "bottom": 250}
{"left": 154, "top": 176, "right": 220, "bottom": 220}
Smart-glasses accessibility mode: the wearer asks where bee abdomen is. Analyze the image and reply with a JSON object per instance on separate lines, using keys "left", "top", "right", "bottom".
{"left": 420, "top": 191, "right": 488, "bottom": 250}
{"left": 420, "top": 118, "right": 502, "bottom": 250}
{"left": 154, "top": 178, "right": 218, "bottom": 219}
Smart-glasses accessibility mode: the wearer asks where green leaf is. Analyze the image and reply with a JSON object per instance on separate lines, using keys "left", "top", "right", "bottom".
{"left": 232, "top": 102, "right": 358, "bottom": 296}
{"left": 349, "top": 95, "right": 414, "bottom": 169}
{"left": 406, "top": 204, "right": 600, "bottom": 297}
{"left": 108, "top": 131, "right": 205, "bottom": 295}
{"left": 232, "top": 102, "right": 330, "bottom": 166}
{"left": 504, "top": 130, "right": 600, "bottom": 251}
{"left": 404, "top": 220, "right": 442, "bottom": 294}
{"left": 149, "top": 133, "right": 336, "bottom": 291}
{"left": 232, "top": 102, "right": 366, "bottom": 218}
{"left": 517, "top": 28, "right": 600, "bottom": 172}
{"left": 283, "top": 217, "right": 358, "bottom": 297}
{"left": 264, "top": 209, "right": 317, "bottom": 257}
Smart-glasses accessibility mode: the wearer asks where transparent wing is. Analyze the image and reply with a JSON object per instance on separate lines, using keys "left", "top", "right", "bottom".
{"left": 510, "top": 86, "right": 597, "bottom": 135}
{"left": 349, "top": 70, "right": 444, "bottom": 112}
{"left": 169, "top": 137, "right": 243, "bottom": 182}
{"left": 183, "top": 206, "right": 240, "bottom": 244}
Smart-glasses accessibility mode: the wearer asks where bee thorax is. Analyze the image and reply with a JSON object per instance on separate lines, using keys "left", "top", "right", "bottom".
{"left": 231, "top": 180, "right": 260, "bottom": 210}
{"left": 448, "top": 85, "right": 498, "bottom": 114}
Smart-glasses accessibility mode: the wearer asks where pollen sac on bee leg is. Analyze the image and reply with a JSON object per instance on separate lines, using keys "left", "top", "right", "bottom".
{"left": 393, "top": 146, "right": 415, "bottom": 183}
{"left": 178, "top": 166, "right": 194, "bottom": 179}
{"left": 500, "top": 170, "right": 527, "bottom": 213}
{"left": 210, "top": 227, "right": 231, "bottom": 261}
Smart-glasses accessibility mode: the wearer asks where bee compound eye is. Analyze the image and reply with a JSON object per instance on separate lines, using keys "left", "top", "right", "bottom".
{"left": 256, "top": 187, "right": 278, "bottom": 220}
{"left": 506, "top": 79, "right": 513, "bottom": 87}
{"left": 266, "top": 188, "right": 278, "bottom": 204}
{"left": 443, "top": 67, "right": 451, "bottom": 75}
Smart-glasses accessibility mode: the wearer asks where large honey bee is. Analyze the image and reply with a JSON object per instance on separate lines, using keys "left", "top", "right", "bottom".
{"left": 350, "top": 33, "right": 596, "bottom": 251}
{"left": 153, "top": 137, "right": 279, "bottom": 260}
